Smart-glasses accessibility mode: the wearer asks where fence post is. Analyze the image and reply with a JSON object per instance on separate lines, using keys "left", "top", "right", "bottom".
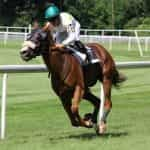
{"left": 0, "top": 73, "right": 7, "bottom": 140}
{"left": 145, "top": 37, "right": 149, "bottom": 52}
{"left": 101, "top": 30, "right": 105, "bottom": 44}
{"left": 24, "top": 27, "right": 28, "bottom": 41}
{"left": 128, "top": 37, "right": 132, "bottom": 51}
{"left": 109, "top": 36, "right": 112, "bottom": 50}
{"left": 28, "top": 24, "right": 32, "bottom": 34}
{"left": 134, "top": 30, "right": 143, "bottom": 57}
{"left": 4, "top": 27, "right": 8, "bottom": 45}
{"left": 84, "top": 29, "right": 87, "bottom": 35}
{"left": 119, "top": 30, "right": 121, "bottom": 37}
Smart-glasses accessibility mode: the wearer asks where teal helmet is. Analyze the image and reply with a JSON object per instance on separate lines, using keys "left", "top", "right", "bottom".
{"left": 45, "top": 5, "right": 60, "bottom": 20}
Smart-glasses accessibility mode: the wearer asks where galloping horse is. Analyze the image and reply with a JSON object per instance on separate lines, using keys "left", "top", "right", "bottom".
{"left": 20, "top": 23, "right": 126, "bottom": 134}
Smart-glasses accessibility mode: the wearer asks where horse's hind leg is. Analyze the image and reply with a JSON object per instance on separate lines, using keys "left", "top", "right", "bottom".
{"left": 98, "top": 77, "right": 112, "bottom": 134}
{"left": 83, "top": 90, "right": 100, "bottom": 124}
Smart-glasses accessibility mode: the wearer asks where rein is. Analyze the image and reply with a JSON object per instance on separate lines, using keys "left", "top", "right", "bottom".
{"left": 51, "top": 48, "right": 67, "bottom": 53}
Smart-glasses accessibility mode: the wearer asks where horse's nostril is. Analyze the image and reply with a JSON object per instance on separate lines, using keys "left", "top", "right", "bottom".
{"left": 20, "top": 51, "right": 27, "bottom": 55}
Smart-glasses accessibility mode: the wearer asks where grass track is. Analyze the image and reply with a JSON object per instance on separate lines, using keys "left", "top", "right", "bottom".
{"left": 0, "top": 41, "right": 150, "bottom": 150}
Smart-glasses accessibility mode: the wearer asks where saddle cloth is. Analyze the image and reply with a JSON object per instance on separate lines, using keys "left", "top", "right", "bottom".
{"left": 66, "top": 46, "right": 100, "bottom": 66}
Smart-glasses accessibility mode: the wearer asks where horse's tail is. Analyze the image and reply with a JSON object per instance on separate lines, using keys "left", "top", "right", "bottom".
{"left": 112, "top": 69, "right": 127, "bottom": 87}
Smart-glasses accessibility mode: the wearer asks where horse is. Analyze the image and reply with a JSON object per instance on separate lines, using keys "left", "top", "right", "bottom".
{"left": 20, "top": 23, "right": 126, "bottom": 134}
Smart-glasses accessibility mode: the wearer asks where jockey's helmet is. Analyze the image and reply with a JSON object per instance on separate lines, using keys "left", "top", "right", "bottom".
{"left": 45, "top": 4, "right": 60, "bottom": 20}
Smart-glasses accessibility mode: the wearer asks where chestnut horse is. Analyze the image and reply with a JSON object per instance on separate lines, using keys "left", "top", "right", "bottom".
{"left": 20, "top": 24, "right": 126, "bottom": 134}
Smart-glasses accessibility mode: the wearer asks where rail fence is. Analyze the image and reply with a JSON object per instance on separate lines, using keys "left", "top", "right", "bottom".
{"left": 0, "top": 26, "right": 150, "bottom": 57}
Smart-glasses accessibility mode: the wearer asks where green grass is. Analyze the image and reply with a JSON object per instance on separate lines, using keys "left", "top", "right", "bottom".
{"left": 0, "top": 41, "right": 150, "bottom": 150}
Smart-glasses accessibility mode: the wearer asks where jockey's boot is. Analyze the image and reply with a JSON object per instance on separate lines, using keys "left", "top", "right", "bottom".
{"left": 74, "top": 41, "right": 91, "bottom": 63}
{"left": 86, "top": 47, "right": 96, "bottom": 63}
{"left": 85, "top": 51, "right": 92, "bottom": 63}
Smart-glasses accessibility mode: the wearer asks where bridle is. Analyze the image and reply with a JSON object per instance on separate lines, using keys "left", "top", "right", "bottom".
{"left": 26, "top": 28, "right": 49, "bottom": 56}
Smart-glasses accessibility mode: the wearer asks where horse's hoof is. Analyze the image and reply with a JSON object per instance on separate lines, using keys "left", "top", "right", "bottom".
{"left": 83, "top": 113, "right": 94, "bottom": 128}
{"left": 84, "top": 120, "right": 94, "bottom": 128}
{"left": 95, "top": 122, "right": 107, "bottom": 135}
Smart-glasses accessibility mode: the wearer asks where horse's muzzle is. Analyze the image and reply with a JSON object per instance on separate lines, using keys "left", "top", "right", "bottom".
{"left": 20, "top": 49, "right": 34, "bottom": 61}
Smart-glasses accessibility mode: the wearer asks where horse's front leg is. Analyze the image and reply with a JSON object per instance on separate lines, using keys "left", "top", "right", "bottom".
{"left": 61, "top": 98, "right": 79, "bottom": 127}
{"left": 98, "top": 77, "right": 112, "bottom": 134}
{"left": 71, "top": 85, "right": 93, "bottom": 128}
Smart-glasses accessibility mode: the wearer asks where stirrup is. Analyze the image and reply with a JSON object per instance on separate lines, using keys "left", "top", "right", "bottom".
{"left": 91, "top": 59, "right": 100, "bottom": 63}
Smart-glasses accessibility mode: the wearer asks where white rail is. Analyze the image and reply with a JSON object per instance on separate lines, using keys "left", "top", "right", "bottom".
{"left": 1, "top": 61, "right": 150, "bottom": 73}
{"left": 0, "top": 65, "right": 47, "bottom": 73}
{"left": 1, "top": 61, "right": 150, "bottom": 140}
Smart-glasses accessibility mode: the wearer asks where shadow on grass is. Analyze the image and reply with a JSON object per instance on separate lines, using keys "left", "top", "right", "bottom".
{"left": 49, "top": 131, "right": 128, "bottom": 141}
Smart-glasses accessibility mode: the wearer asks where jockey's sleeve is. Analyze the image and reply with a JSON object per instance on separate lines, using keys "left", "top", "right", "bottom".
{"left": 62, "top": 30, "right": 76, "bottom": 45}
{"left": 62, "top": 14, "right": 80, "bottom": 45}
{"left": 62, "top": 20, "right": 80, "bottom": 46}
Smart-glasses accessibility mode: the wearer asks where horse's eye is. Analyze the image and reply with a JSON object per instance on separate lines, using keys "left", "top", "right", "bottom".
{"left": 40, "top": 32, "right": 47, "bottom": 40}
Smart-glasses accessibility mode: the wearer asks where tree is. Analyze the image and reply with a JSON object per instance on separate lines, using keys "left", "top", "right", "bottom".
{"left": 0, "top": 0, "right": 150, "bottom": 29}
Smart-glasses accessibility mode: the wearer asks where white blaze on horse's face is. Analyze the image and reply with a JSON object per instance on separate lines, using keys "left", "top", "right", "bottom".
{"left": 21, "top": 41, "right": 36, "bottom": 53}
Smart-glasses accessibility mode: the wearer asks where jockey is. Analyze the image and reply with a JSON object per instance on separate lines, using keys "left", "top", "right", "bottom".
{"left": 44, "top": 4, "right": 92, "bottom": 62}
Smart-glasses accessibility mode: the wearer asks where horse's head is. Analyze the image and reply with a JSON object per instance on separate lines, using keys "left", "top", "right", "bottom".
{"left": 20, "top": 28, "right": 49, "bottom": 61}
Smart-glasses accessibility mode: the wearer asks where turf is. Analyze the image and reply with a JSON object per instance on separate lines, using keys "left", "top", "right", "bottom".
{"left": 0, "top": 41, "right": 150, "bottom": 150}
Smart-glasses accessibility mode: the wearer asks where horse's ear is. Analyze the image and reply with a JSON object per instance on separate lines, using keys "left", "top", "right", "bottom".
{"left": 42, "top": 22, "right": 50, "bottom": 32}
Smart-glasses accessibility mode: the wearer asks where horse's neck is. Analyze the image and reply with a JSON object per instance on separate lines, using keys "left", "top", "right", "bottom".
{"left": 48, "top": 31, "right": 55, "bottom": 47}
{"left": 42, "top": 49, "right": 65, "bottom": 77}
{"left": 41, "top": 37, "right": 54, "bottom": 71}
{"left": 42, "top": 54, "right": 51, "bottom": 71}
{"left": 42, "top": 30, "right": 66, "bottom": 76}
{"left": 52, "top": 51, "right": 65, "bottom": 72}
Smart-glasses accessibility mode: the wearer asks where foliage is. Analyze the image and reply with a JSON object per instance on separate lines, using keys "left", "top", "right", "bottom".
{"left": 136, "top": 18, "right": 150, "bottom": 30}
{"left": 0, "top": 0, "right": 150, "bottom": 29}
{"left": 124, "top": 17, "right": 143, "bottom": 29}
